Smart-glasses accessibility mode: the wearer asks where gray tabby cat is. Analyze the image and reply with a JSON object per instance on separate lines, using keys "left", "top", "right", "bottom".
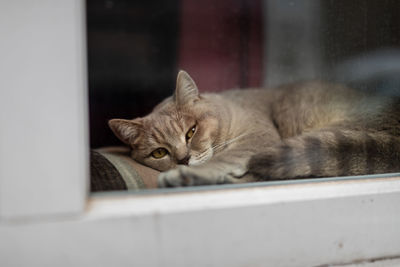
{"left": 109, "top": 71, "right": 400, "bottom": 187}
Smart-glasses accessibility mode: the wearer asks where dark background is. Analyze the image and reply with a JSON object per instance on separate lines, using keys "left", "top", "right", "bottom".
{"left": 87, "top": 0, "right": 180, "bottom": 148}
{"left": 322, "top": 0, "right": 400, "bottom": 66}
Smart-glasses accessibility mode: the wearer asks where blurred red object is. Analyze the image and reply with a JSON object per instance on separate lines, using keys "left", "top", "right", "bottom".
{"left": 178, "top": 0, "right": 264, "bottom": 91}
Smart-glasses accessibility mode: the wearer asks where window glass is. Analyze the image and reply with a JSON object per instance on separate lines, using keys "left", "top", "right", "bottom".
{"left": 87, "top": 0, "right": 400, "bottom": 192}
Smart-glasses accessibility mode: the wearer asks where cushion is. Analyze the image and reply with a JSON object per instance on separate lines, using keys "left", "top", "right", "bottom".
{"left": 90, "top": 147, "right": 159, "bottom": 192}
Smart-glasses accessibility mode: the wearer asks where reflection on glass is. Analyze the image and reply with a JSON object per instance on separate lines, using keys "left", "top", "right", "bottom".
{"left": 88, "top": 0, "right": 400, "bottom": 192}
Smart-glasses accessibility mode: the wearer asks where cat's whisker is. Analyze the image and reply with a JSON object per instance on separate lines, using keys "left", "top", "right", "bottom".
{"left": 190, "top": 147, "right": 213, "bottom": 165}
{"left": 211, "top": 133, "right": 248, "bottom": 152}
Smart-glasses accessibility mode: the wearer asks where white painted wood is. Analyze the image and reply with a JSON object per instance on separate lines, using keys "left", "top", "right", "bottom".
{"left": 1, "top": 177, "right": 399, "bottom": 267}
{"left": 0, "top": 0, "right": 88, "bottom": 218}
{"left": 337, "top": 258, "right": 400, "bottom": 267}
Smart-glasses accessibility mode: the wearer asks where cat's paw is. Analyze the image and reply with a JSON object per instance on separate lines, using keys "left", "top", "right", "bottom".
{"left": 158, "top": 165, "right": 248, "bottom": 188}
{"left": 157, "top": 166, "right": 194, "bottom": 187}
{"left": 157, "top": 165, "right": 225, "bottom": 187}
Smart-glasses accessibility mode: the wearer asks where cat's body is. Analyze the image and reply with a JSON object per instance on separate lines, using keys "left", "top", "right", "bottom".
{"left": 109, "top": 71, "right": 400, "bottom": 187}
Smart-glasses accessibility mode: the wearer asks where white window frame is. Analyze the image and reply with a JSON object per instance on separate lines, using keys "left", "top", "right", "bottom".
{"left": 0, "top": 0, "right": 88, "bottom": 219}
{"left": 0, "top": 1, "right": 400, "bottom": 266}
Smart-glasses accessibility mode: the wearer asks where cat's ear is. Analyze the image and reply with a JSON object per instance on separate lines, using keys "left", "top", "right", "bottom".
{"left": 108, "top": 119, "right": 142, "bottom": 145}
{"left": 174, "top": 70, "right": 199, "bottom": 107}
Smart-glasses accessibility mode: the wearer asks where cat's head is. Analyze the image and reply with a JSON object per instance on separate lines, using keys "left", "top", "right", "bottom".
{"left": 109, "top": 71, "right": 220, "bottom": 171}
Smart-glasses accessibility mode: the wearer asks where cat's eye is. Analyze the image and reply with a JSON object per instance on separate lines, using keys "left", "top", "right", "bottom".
{"left": 186, "top": 125, "right": 196, "bottom": 141}
{"left": 151, "top": 148, "right": 168, "bottom": 159}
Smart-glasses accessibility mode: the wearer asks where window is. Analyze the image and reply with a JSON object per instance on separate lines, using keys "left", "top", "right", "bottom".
{"left": 88, "top": 0, "right": 400, "bottom": 192}
{"left": 1, "top": 1, "right": 399, "bottom": 266}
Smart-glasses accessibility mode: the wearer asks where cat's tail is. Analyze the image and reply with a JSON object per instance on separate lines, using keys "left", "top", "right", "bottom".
{"left": 248, "top": 129, "right": 400, "bottom": 180}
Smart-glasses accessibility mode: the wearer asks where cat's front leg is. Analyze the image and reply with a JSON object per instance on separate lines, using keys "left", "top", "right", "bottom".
{"left": 157, "top": 137, "right": 269, "bottom": 187}
{"left": 158, "top": 163, "right": 248, "bottom": 187}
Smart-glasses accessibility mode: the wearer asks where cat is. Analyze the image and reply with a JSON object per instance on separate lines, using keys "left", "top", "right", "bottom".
{"left": 109, "top": 70, "right": 400, "bottom": 187}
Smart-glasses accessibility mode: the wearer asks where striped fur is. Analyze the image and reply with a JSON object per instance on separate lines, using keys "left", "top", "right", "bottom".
{"left": 248, "top": 130, "right": 400, "bottom": 180}
{"left": 109, "top": 71, "right": 400, "bottom": 187}
{"left": 248, "top": 83, "right": 400, "bottom": 180}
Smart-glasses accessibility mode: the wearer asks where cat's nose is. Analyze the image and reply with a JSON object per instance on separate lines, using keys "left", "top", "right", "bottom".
{"left": 177, "top": 155, "right": 191, "bottom": 165}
